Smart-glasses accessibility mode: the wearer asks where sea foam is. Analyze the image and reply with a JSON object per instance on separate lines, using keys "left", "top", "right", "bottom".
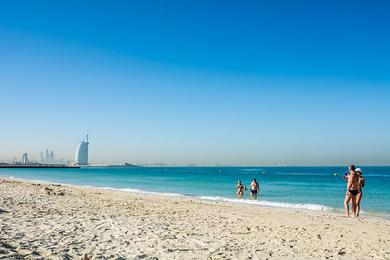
{"left": 198, "top": 196, "right": 332, "bottom": 211}
{"left": 105, "top": 186, "right": 333, "bottom": 212}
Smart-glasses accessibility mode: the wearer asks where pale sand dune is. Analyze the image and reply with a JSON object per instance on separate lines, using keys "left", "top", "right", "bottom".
{"left": 1, "top": 178, "right": 389, "bottom": 259}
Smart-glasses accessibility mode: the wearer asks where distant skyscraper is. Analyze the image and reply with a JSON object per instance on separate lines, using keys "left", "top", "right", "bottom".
{"left": 49, "top": 151, "right": 55, "bottom": 163}
{"left": 40, "top": 152, "right": 44, "bottom": 163}
{"left": 45, "top": 149, "right": 50, "bottom": 163}
{"left": 75, "top": 134, "right": 89, "bottom": 165}
{"left": 21, "top": 153, "right": 29, "bottom": 164}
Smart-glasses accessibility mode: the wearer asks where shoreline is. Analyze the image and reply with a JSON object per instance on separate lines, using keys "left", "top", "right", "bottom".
{"left": 0, "top": 164, "right": 80, "bottom": 168}
{"left": 1, "top": 177, "right": 390, "bottom": 259}
{"left": 2, "top": 176, "right": 337, "bottom": 213}
{"left": 1, "top": 176, "right": 388, "bottom": 221}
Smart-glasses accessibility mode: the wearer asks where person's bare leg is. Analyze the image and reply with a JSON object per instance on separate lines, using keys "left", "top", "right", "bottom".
{"left": 351, "top": 195, "right": 357, "bottom": 218}
{"left": 344, "top": 193, "right": 351, "bottom": 217}
{"left": 356, "top": 192, "right": 362, "bottom": 217}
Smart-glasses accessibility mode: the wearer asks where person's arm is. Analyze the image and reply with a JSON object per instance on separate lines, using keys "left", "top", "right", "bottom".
{"left": 346, "top": 172, "right": 354, "bottom": 193}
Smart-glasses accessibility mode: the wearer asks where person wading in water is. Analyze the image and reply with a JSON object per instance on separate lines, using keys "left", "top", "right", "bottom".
{"left": 249, "top": 178, "right": 260, "bottom": 199}
{"left": 236, "top": 180, "right": 245, "bottom": 198}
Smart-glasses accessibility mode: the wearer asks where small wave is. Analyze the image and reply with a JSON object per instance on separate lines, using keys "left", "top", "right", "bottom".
{"left": 198, "top": 196, "right": 332, "bottom": 211}
{"left": 99, "top": 187, "right": 331, "bottom": 212}
{"left": 101, "top": 187, "right": 186, "bottom": 198}
{"left": 237, "top": 168, "right": 263, "bottom": 172}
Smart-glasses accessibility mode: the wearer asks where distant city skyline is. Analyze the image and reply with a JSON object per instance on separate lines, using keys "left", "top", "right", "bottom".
{"left": 1, "top": 1, "right": 389, "bottom": 166}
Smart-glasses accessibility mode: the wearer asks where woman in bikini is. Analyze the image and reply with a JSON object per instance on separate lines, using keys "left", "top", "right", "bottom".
{"left": 236, "top": 180, "right": 245, "bottom": 198}
{"left": 355, "top": 168, "right": 365, "bottom": 217}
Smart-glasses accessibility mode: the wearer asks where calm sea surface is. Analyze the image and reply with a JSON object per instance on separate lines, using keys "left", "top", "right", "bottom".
{"left": 1, "top": 166, "right": 389, "bottom": 218}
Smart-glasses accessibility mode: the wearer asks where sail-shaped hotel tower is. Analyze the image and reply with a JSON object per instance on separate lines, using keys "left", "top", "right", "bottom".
{"left": 75, "top": 134, "right": 89, "bottom": 165}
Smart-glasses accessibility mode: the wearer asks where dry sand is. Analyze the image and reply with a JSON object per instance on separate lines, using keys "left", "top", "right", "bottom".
{"left": 1, "top": 178, "right": 390, "bottom": 259}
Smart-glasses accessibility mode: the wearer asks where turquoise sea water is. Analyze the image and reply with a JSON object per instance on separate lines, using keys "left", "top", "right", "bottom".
{"left": 1, "top": 166, "right": 389, "bottom": 218}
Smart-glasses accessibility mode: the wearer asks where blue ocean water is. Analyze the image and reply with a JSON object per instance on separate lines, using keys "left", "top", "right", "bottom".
{"left": 1, "top": 166, "right": 389, "bottom": 217}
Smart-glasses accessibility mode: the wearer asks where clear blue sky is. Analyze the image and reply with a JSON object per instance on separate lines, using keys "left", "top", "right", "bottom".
{"left": 1, "top": 1, "right": 389, "bottom": 165}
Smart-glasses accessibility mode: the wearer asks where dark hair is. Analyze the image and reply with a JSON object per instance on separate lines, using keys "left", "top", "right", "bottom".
{"left": 349, "top": 164, "right": 356, "bottom": 171}
{"left": 253, "top": 178, "right": 257, "bottom": 181}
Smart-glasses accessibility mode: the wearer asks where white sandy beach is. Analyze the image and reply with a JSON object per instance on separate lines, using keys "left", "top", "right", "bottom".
{"left": 1, "top": 177, "right": 390, "bottom": 259}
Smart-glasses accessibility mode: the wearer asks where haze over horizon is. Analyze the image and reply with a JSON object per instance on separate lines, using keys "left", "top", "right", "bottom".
{"left": 1, "top": 1, "right": 389, "bottom": 166}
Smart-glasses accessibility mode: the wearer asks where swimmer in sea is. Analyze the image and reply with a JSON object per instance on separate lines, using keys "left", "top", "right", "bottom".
{"left": 344, "top": 164, "right": 360, "bottom": 217}
{"left": 343, "top": 171, "right": 349, "bottom": 181}
{"left": 236, "top": 180, "right": 245, "bottom": 197}
{"left": 249, "top": 178, "right": 260, "bottom": 198}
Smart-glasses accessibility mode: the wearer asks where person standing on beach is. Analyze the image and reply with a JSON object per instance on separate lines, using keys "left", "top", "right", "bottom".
{"left": 249, "top": 178, "right": 260, "bottom": 198}
{"left": 344, "top": 165, "right": 360, "bottom": 217}
{"left": 355, "top": 168, "right": 365, "bottom": 217}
